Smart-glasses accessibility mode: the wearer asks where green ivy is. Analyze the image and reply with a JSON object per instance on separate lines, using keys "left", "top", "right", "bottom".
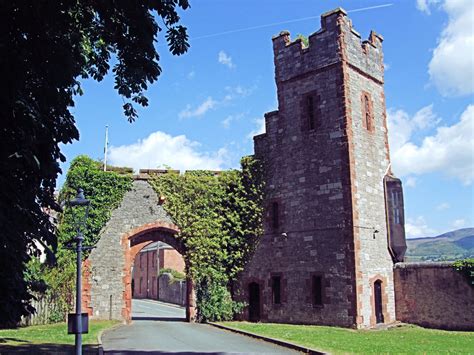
{"left": 29, "top": 155, "right": 263, "bottom": 323}
{"left": 453, "top": 258, "right": 474, "bottom": 286}
{"left": 57, "top": 155, "right": 133, "bottom": 249}
{"left": 28, "top": 156, "right": 134, "bottom": 320}
{"left": 149, "top": 156, "right": 264, "bottom": 321}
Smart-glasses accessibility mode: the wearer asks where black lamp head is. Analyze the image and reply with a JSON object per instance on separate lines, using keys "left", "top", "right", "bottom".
{"left": 69, "top": 188, "right": 90, "bottom": 207}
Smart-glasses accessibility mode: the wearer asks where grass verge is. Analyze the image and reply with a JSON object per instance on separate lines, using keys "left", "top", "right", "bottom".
{"left": 219, "top": 322, "right": 474, "bottom": 354}
{"left": 0, "top": 320, "right": 118, "bottom": 345}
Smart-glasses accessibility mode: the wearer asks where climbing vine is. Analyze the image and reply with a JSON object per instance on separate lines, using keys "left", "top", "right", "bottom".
{"left": 453, "top": 258, "right": 474, "bottom": 287}
{"left": 57, "top": 155, "right": 133, "bottom": 248}
{"left": 28, "top": 155, "right": 263, "bottom": 323}
{"left": 28, "top": 156, "right": 133, "bottom": 321}
{"left": 149, "top": 155, "right": 264, "bottom": 321}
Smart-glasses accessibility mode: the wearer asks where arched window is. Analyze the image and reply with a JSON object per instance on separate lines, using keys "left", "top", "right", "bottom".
{"left": 374, "top": 279, "right": 384, "bottom": 324}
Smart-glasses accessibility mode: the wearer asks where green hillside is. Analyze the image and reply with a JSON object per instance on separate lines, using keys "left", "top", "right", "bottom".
{"left": 406, "top": 228, "right": 474, "bottom": 262}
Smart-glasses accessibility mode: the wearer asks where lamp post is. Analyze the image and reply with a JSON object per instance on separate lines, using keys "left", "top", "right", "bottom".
{"left": 67, "top": 188, "right": 90, "bottom": 355}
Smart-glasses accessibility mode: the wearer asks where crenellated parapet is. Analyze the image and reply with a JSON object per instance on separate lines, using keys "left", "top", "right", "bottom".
{"left": 272, "top": 7, "right": 384, "bottom": 86}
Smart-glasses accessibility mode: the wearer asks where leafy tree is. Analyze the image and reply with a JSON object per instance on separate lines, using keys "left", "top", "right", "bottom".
{"left": 0, "top": 1, "right": 189, "bottom": 327}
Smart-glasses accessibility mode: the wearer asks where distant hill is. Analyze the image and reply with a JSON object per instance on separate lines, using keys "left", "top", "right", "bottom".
{"left": 406, "top": 228, "right": 474, "bottom": 262}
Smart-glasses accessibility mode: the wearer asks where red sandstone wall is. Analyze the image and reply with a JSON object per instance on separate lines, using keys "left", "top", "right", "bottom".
{"left": 132, "top": 249, "right": 159, "bottom": 299}
{"left": 132, "top": 247, "right": 185, "bottom": 300}
{"left": 394, "top": 262, "right": 474, "bottom": 330}
{"left": 161, "top": 249, "right": 185, "bottom": 273}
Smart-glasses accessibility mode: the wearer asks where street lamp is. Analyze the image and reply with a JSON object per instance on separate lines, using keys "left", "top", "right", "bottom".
{"left": 67, "top": 188, "right": 90, "bottom": 355}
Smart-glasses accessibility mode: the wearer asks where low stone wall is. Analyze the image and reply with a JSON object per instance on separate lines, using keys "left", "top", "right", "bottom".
{"left": 158, "top": 273, "right": 186, "bottom": 306}
{"left": 394, "top": 262, "right": 474, "bottom": 330}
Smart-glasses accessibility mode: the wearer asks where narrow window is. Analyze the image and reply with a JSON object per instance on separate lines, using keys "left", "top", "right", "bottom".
{"left": 272, "top": 202, "right": 279, "bottom": 229}
{"left": 272, "top": 276, "right": 281, "bottom": 304}
{"left": 312, "top": 275, "right": 323, "bottom": 305}
{"left": 140, "top": 277, "right": 143, "bottom": 293}
{"left": 307, "top": 95, "right": 315, "bottom": 130}
{"left": 395, "top": 208, "right": 400, "bottom": 224}
{"left": 152, "top": 251, "right": 155, "bottom": 267}
{"left": 140, "top": 254, "right": 143, "bottom": 269}
{"left": 364, "top": 95, "right": 372, "bottom": 131}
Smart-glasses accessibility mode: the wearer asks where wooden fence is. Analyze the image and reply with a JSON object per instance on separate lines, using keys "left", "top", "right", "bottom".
{"left": 19, "top": 293, "right": 64, "bottom": 326}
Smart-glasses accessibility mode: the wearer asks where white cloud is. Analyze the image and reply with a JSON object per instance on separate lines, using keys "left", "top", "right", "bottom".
{"left": 178, "top": 97, "right": 217, "bottom": 119}
{"left": 218, "top": 51, "right": 235, "bottom": 68}
{"left": 221, "top": 112, "right": 246, "bottom": 129}
{"left": 405, "top": 176, "right": 418, "bottom": 187}
{"left": 108, "top": 131, "right": 228, "bottom": 172}
{"left": 424, "top": 0, "right": 474, "bottom": 96}
{"left": 247, "top": 117, "right": 266, "bottom": 139}
{"left": 405, "top": 216, "right": 438, "bottom": 238}
{"left": 416, "top": 0, "right": 441, "bottom": 14}
{"left": 224, "top": 85, "right": 256, "bottom": 102}
{"left": 187, "top": 70, "right": 195, "bottom": 79}
{"left": 436, "top": 202, "right": 451, "bottom": 211}
{"left": 388, "top": 104, "right": 474, "bottom": 185}
{"left": 221, "top": 116, "right": 233, "bottom": 129}
{"left": 452, "top": 218, "right": 466, "bottom": 228}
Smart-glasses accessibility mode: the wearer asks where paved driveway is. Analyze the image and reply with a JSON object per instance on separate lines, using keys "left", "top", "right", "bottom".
{"left": 101, "top": 299, "right": 299, "bottom": 354}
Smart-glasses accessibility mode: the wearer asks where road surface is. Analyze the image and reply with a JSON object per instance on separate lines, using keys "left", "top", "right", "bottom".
{"left": 102, "top": 299, "right": 299, "bottom": 354}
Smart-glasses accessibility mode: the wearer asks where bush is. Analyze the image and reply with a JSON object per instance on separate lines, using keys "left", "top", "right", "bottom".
{"left": 159, "top": 268, "right": 186, "bottom": 281}
{"left": 196, "top": 277, "right": 244, "bottom": 322}
{"left": 453, "top": 258, "right": 474, "bottom": 286}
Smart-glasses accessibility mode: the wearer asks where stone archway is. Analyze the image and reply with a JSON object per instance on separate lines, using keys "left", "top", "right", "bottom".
{"left": 121, "top": 222, "right": 196, "bottom": 322}
{"left": 81, "top": 179, "right": 196, "bottom": 323}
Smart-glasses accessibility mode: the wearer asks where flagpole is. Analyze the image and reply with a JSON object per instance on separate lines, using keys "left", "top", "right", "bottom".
{"left": 104, "top": 125, "right": 109, "bottom": 172}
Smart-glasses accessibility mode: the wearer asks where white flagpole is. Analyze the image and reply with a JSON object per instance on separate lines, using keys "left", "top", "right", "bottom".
{"left": 104, "top": 125, "right": 109, "bottom": 172}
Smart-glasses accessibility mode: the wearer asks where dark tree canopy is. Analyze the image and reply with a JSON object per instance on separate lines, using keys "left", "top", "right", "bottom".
{"left": 0, "top": 0, "right": 189, "bottom": 327}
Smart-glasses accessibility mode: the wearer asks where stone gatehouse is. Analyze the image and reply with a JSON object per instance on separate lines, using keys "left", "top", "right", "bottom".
{"left": 80, "top": 7, "right": 473, "bottom": 330}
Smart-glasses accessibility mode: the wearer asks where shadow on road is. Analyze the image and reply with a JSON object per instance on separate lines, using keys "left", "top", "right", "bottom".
{"left": 131, "top": 316, "right": 186, "bottom": 322}
{"left": 0, "top": 344, "right": 98, "bottom": 354}
{"left": 105, "top": 352, "right": 230, "bottom": 354}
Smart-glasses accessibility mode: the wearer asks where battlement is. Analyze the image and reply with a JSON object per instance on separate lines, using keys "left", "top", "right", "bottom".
{"left": 272, "top": 7, "right": 384, "bottom": 84}
{"left": 133, "top": 168, "right": 221, "bottom": 180}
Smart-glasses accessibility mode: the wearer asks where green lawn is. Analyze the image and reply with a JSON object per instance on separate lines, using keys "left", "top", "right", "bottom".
{"left": 0, "top": 320, "right": 118, "bottom": 345}
{"left": 220, "top": 322, "right": 474, "bottom": 354}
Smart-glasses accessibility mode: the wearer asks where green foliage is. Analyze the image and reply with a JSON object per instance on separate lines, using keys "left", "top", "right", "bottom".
{"left": 453, "top": 258, "right": 474, "bottom": 286}
{"left": 296, "top": 34, "right": 309, "bottom": 47}
{"left": 159, "top": 268, "right": 186, "bottom": 281}
{"left": 0, "top": 1, "right": 189, "bottom": 326}
{"left": 58, "top": 156, "right": 133, "bottom": 248}
{"left": 149, "top": 156, "right": 264, "bottom": 321}
{"left": 34, "top": 156, "right": 133, "bottom": 320}
{"left": 196, "top": 278, "right": 244, "bottom": 322}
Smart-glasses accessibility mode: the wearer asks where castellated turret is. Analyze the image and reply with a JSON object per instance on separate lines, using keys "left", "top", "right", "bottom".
{"left": 237, "top": 8, "right": 405, "bottom": 328}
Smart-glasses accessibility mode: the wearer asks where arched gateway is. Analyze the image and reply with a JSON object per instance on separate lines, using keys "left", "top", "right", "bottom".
{"left": 81, "top": 178, "right": 195, "bottom": 323}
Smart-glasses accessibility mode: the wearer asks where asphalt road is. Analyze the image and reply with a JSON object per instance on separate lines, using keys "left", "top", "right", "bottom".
{"left": 102, "top": 299, "right": 299, "bottom": 354}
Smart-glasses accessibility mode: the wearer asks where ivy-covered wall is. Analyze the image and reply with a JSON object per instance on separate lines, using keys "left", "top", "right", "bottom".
{"left": 29, "top": 155, "right": 264, "bottom": 323}
{"left": 27, "top": 156, "right": 133, "bottom": 322}
{"left": 149, "top": 156, "right": 264, "bottom": 321}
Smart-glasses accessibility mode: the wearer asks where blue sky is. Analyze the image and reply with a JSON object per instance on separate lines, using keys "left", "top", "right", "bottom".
{"left": 62, "top": 0, "right": 473, "bottom": 238}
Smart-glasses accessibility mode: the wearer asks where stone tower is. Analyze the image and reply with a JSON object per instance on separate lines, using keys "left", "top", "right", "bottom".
{"left": 238, "top": 8, "right": 406, "bottom": 328}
